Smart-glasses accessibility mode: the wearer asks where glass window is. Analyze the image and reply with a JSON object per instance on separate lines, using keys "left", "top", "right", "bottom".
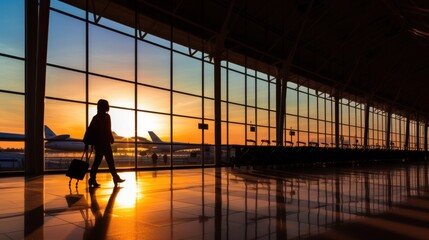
{"left": 326, "top": 100, "right": 332, "bottom": 122}
{"left": 89, "top": 24, "right": 134, "bottom": 80}
{"left": 0, "top": 125, "right": 23, "bottom": 167}
{"left": 204, "top": 62, "right": 214, "bottom": 98}
{"left": 172, "top": 116, "right": 201, "bottom": 144}
{"left": 203, "top": 120, "right": 214, "bottom": 144}
{"left": 286, "top": 88, "right": 297, "bottom": 115}
{"left": 258, "top": 126, "right": 269, "bottom": 143}
{"left": 257, "top": 79, "right": 268, "bottom": 109}
{"left": 229, "top": 104, "right": 245, "bottom": 123}
{"left": 145, "top": 33, "right": 171, "bottom": 49}
{"left": 48, "top": 11, "right": 85, "bottom": 70}
{"left": 173, "top": 52, "right": 201, "bottom": 95}
{"left": 228, "top": 123, "right": 245, "bottom": 145}
{"left": 318, "top": 120, "right": 326, "bottom": 134}
{"left": 97, "top": 17, "right": 134, "bottom": 35}
{"left": 221, "top": 102, "right": 227, "bottom": 121}
{"left": 45, "top": 99, "right": 85, "bottom": 139}
{"left": 0, "top": 56, "right": 24, "bottom": 93}
{"left": 137, "top": 112, "right": 170, "bottom": 142}
{"left": 270, "top": 111, "right": 276, "bottom": 128}
{"left": 228, "top": 62, "right": 245, "bottom": 73}
{"left": 247, "top": 107, "right": 255, "bottom": 125}
{"left": 51, "top": 0, "right": 85, "bottom": 18}
{"left": 318, "top": 96, "right": 325, "bottom": 121}
{"left": 138, "top": 85, "right": 170, "bottom": 114}
{"left": 138, "top": 41, "right": 170, "bottom": 89}
{"left": 286, "top": 114, "right": 297, "bottom": 131}
{"left": 46, "top": 66, "right": 85, "bottom": 101}
{"left": 298, "top": 91, "right": 308, "bottom": 117}
{"left": 299, "top": 117, "right": 308, "bottom": 132}
{"left": 89, "top": 75, "right": 134, "bottom": 109}
{"left": 204, "top": 99, "right": 214, "bottom": 120}
{"left": 309, "top": 95, "right": 317, "bottom": 119}
{"left": 172, "top": 92, "right": 201, "bottom": 118}
{"left": 247, "top": 75, "right": 256, "bottom": 107}
{"left": 0, "top": 0, "right": 24, "bottom": 57}
{"left": 309, "top": 119, "right": 317, "bottom": 133}
{"left": 269, "top": 82, "right": 276, "bottom": 110}
{"left": 0, "top": 93, "right": 24, "bottom": 134}
{"left": 341, "top": 104, "right": 349, "bottom": 125}
{"left": 257, "top": 109, "right": 269, "bottom": 126}
{"left": 229, "top": 70, "right": 245, "bottom": 104}
{"left": 107, "top": 107, "right": 135, "bottom": 138}
{"left": 221, "top": 67, "right": 227, "bottom": 101}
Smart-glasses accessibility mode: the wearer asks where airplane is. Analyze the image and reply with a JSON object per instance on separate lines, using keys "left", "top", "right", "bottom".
{"left": 44, "top": 126, "right": 86, "bottom": 152}
{"left": 144, "top": 131, "right": 203, "bottom": 154}
{"left": 44, "top": 126, "right": 152, "bottom": 152}
{"left": 0, "top": 126, "right": 152, "bottom": 152}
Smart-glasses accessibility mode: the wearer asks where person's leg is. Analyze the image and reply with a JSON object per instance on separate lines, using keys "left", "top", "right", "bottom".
{"left": 104, "top": 146, "right": 118, "bottom": 177}
{"left": 104, "top": 146, "right": 125, "bottom": 184}
{"left": 90, "top": 148, "right": 103, "bottom": 179}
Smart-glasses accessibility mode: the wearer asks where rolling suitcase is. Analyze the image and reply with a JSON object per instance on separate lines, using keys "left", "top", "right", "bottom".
{"left": 66, "top": 149, "right": 92, "bottom": 187}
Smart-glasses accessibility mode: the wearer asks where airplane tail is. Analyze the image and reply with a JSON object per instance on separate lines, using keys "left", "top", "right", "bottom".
{"left": 148, "top": 131, "right": 163, "bottom": 143}
{"left": 44, "top": 125, "right": 56, "bottom": 139}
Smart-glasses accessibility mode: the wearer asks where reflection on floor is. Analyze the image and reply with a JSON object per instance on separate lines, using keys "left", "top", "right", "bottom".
{"left": 0, "top": 163, "right": 429, "bottom": 239}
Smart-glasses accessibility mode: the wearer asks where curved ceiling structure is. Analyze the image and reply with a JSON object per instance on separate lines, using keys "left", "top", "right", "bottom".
{"left": 63, "top": 0, "right": 429, "bottom": 120}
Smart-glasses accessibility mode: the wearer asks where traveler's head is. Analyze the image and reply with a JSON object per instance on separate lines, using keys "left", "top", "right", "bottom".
{"left": 97, "top": 99, "right": 109, "bottom": 113}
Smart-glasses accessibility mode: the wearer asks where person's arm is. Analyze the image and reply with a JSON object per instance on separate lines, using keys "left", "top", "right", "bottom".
{"left": 107, "top": 114, "right": 114, "bottom": 144}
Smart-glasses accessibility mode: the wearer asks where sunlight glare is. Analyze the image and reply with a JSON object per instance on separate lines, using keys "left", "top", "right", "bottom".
{"left": 114, "top": 172, "right": 141, "bottom": 209}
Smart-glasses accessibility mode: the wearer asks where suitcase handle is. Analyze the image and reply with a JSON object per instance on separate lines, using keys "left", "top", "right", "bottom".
{"left": 80, "top": 147, "right": 93, "bottom": 163}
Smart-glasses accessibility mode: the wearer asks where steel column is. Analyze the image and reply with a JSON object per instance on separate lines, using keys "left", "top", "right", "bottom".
{"left": 416, "top": 117, "right": 420, "bottom": 150}
{"left": 386, "top": 111, "right": 391, "bottom": 149}
{"left": 425, "top": 123, "right": 428, "bottom": 152}
{"left": 334, "top": 93, "right": 340, "bottom": 148}
{"left": 405, "top": 117, "right": 410, "bottom": 150}
{"left": 363, "top": 101, "right": 370, "bottom": 149}
{"left": 25, "top": 0, "right": 50, "bottom": 176}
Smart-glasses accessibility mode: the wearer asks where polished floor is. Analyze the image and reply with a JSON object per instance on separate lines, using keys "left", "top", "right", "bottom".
{"left": 1, "top": 163, "right": 429, "bottom": 239}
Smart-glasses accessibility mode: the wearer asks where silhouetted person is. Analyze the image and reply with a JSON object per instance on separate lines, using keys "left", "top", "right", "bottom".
{"left": 88, "top": 99, "right": 125, "bottom": 187}
{"left": 151, "top": 153, "right": 158, "bottom": 166}
{"left": 84, "top": 187, "right": 120, "bottom": 240}
{"left": 163, "top": 154, "right": 168, "bottom": 165}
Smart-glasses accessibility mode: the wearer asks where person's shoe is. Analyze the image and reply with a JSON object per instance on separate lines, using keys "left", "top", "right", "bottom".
{"left": 113, "top": 176, "right": 125, "bottom": 186}
{"left": 88, "top": 178, "right": 101, "bottom": 188}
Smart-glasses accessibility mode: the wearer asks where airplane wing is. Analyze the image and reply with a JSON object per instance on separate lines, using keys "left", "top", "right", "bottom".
{"left": 0, "top": 132, "right": 25, "bottom": 141}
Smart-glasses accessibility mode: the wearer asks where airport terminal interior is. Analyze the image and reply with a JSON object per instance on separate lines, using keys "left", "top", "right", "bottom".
{"left": 2, "top": 0, "right": 429, "bottom": 239}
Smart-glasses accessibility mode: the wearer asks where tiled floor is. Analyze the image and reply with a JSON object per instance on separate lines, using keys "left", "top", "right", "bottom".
{"left": 1, "top": 163, "right": 429, "bottom": 239}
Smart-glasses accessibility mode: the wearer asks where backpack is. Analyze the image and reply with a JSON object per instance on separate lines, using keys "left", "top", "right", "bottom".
{"left": 83, "top": 124, "right": 96, "bottom": 146}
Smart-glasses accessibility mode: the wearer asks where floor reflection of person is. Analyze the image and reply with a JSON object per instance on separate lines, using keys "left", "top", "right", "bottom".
{"left": 88, "top": 99, "right": 125, "bottom": 188}
{"left": 84, "top": 187, "right": 120, "bottom": 240}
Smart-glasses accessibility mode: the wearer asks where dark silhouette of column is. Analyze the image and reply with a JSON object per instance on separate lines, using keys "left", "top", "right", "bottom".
{"left": 363, "top": 101, "right": 370, "bottom": 149}
{"left": 387, "top": 171, "right": 392, "bottom": 207}
{"left": 335, "top": 174, "right": 341, "bottom": 225}
{"left": 386, "top": 111, "right": 392, "bottom": 149}
{"left": 424, "top": 123, "right": 428, "bottom": 152}
{"left": 24, "top": 176, "right": 44, "bottom": 239}
{"left": 416, "top": 117, "right": 420, "bottom": 150}
{"left": 364, "top": 172, "right": 370, "bottom": 215}
{"left": 405, "top": 117, "right": 410, "bottom": 150}
{"left": 214, "top": 168, "right": 222, "bottom": 240}
{"left": 276, "top": 179, "right": 286, "bottom": 239}
{"left": 335, "top": 93, "right": 340, "bottom": 148}
{"left": 213, "top": 0, "right": 235, "bottom": 165}
{"left": 25, "top": 0, "right": 50, "bottom": 176}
